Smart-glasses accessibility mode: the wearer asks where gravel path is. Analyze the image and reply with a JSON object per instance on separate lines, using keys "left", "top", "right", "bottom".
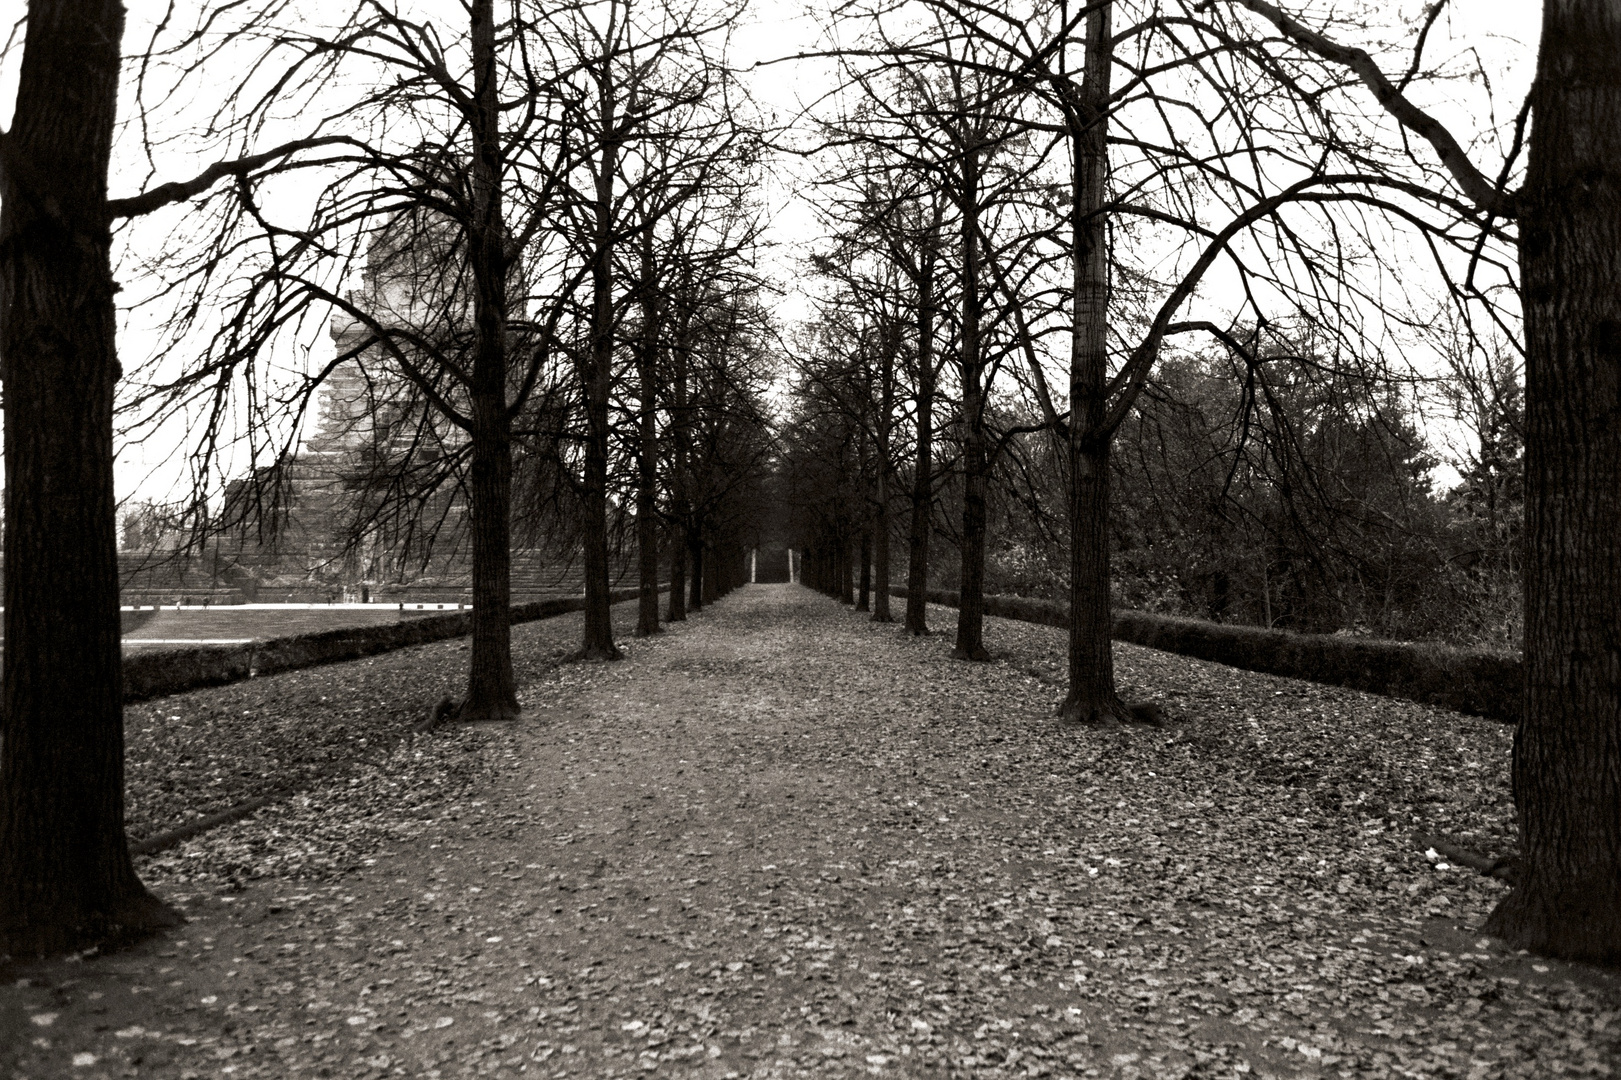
{"left": 2, "top": 584, "right": 1618, "bottom": 1079}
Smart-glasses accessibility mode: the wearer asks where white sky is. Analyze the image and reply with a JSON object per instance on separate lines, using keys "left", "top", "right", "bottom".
{"left": 0, "top": 0, "right": 1547, "bottom": 505}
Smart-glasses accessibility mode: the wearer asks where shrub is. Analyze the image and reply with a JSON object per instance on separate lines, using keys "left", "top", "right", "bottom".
{"left": 891, "top": 586, "right": 1519, "bottom": 722}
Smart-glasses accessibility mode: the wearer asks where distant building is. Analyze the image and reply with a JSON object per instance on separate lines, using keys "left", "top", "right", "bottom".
{"left": 121, "top": 210, "right": 628, "bottom": 605}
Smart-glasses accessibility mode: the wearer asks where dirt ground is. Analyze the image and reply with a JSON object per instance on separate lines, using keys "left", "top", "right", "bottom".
{"left": 2, "top": 584, "right": 1617, "bottom": 1079}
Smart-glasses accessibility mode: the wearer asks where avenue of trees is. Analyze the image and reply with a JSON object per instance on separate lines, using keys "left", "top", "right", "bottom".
{"left": 778, "top": 0, "right": 1620, "bottom": 961}
{"left": 2, "top": 0, "right": 1620, "bottom": 964}
{"left": 0, "top": 0, "right": 776, "bottom": 955}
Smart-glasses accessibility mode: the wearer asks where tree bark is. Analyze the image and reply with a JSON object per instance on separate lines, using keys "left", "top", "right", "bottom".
{"left": 702, "top": 538, "right": 719, "bottom": 605}
{"left": 667, "top": 541, "right": 687, "bottom": 622}
{"left": 0, "top": 0, "right": 180, "bottom": 956}
{"left": 953, "top": 137, "right": 990, "bottom": 662}
{"left": 905, "top": 259, "right": 937, "bottom": 635}
{"left": 688, "top": 522, "right": 705, "bottom": 612}
{"left": 460, "top": 0, "right": 522, "bottom": 718}
{"left": 667, "top": 317, "right": 691, "bottom": 622}
{"left": 575, "top": 47, "right": 622, "bottom": 661}
{"left": 1484, "top": 0, "right": 1621, "bottom": 961}
{"left": 839, "top": 532, "right": 855, "bottom": 604}
{"left": 464, "top": 396, "right": 519, "bottom": 715}
{"left": 1059, "top": 2, "right": 1128, "bottom": 725}
{"left": 857, "top": 530, "right": 872, "bottom": 611}
{"left": 634, "top": 227, "right": 661, "bottom": 638}
{"left": 872, "top": 323, "right": 896, "bottom": 622}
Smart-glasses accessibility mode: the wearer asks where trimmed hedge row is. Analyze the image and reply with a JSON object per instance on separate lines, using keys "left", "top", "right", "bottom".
{"left": 122, "top": 589, "right": 642, "bottom": 703}
{"left": 890, "top": 586, "right": 1521, "bottom": 723}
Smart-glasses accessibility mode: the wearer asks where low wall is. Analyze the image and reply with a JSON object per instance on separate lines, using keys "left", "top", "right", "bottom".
{"left": 122, "top": 588, "right": 644, "bottom": 703}
{"left": 891, "top": 586, "right": 1521, "bottom": 723}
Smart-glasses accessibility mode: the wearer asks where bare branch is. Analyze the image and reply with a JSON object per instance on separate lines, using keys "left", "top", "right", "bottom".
{"left": 108, "top": 135, "right": 354, "bottom": 218}
{"left": 1226, "top": 0, "right": 1515, "bottom": 216}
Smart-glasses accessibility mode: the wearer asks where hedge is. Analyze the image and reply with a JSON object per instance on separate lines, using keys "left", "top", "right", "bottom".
{"left": 122, "top": 588, "right": 643, "bottom": 703}
{"left": 889, "top": 586, "right": 1520, "bottom": 724}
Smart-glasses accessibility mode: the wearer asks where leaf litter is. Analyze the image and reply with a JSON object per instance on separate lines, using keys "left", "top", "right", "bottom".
{"left": 1, "top": 585, "right": 1617, "bottom": 1079}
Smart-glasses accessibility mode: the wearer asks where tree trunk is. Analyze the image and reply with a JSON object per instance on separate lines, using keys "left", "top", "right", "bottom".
{"left": 839, "top": 533, "right": 855, "bottom": 605}
{"left": 575, "top": 53, "right": 621, "bottom": 661}
{"left": 953, "top": 139, "right": 989, "bottom": 662}
{"left": 1484, "top": 0, "right": 1621, "bottom": 962}
{"left": 667, "top": 319, "right": 691, "bottom": 622}
{"left": 1059, "top": 1, "right": 1127, "bottom": 725}
{"left": 0, "top": 0, "right": 180, "bottom": 956}
{"left": 688, "top": 524, "right": 705, "bottom": 612}
{"left": 702, "top": 539, "right": 719, "bottom": 605}
{"left": 464, "top": 394, "right": 520, "bottom": 716}
{"left": 873, "top": 326, "right": 895, "bottom": 622}
{"left": 667, "top": 539, "right": 688, "bottom": 622}
{"left": 904, "top": 253, "right": 938, "bottom": 635}
{"left": 460, "top": 0, "right": 522, "bottom": 718}
{"left": 1063, "top": 442, "right": 1128, "bottom": 724}
{"left": 857, "top": 530, "right": 872, "bottom": 611}
{"left": 634, "top": 229, "right": 661, "bottom": 638}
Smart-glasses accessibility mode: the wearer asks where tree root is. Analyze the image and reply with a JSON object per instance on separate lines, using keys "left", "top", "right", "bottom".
{"left": 1, "top": 888, "right": 184, "bottom": 961}
{"left": 415, "top": 695, "right": 460, "bottom": 733}
{"left": 1415, "top": 833, "right": 1520, "bottom": 884}
{"left": 565, "top": 644, "right": 623, "bottom": 663}
{"left": 1057, "top": 699, "right": 1165, "bottom": 728}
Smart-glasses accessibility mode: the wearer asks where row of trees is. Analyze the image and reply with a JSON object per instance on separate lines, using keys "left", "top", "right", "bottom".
{"left": 793, "top": 314, "right": 1524, "bottom": 646}
{"left": 4, "top": 0, "right": 1621, "bottom": 964}
{"left": 778, "top": 0, "right": 1621, "bottom": 961}
{"left": 130, "top": 0, "right": 778, "bottom": 703}
{"left": 0, "top": 0, "right": 775, "bottom": 956}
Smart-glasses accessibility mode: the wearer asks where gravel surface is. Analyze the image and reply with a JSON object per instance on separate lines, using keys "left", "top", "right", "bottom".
{"left": 2, "top": 584, "right": 1617, "bottom": 1079}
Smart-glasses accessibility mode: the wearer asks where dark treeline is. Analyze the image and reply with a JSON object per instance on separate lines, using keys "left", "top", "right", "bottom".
{"left": 973, "top": 334, "right": 1524, "bottom": 649}
{"left": 784, "top": 291, "right": 1527, "bottom": 648}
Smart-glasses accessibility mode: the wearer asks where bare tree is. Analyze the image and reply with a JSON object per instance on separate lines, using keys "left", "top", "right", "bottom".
{"left": 534, "top": 0, "right": 750, "bottom": 657}
{"left": 1231, "top": 0, "right": 1621, "bottom": 963}
{"left": 814, "top": 18, "right": 1056, "bottom": 656}
{"left": 123, "top": 0, "right": 616, "bottom": 720}
{"left": 0, "top": 0, "right": 343, "bottom": 956}
{"left": 816, "top": 151, "right": 950, "bottom": 634}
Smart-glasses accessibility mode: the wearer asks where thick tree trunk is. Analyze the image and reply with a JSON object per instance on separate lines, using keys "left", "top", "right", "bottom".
{"left": 667, "top": 322, "right": 691, "bottom": 622}
{"left": 634, "top": 232, "right": 661, "bottom": 638}
{"left": 905, "top": 276, "right": 936, "bottom": 635}
{"left": 0, "top": 0, "right": 180, "bottom": 956}
{"left": 460, "top": 0, "right": 522, "bottom": 719}
{"left": 667, "top": 539, "right": 688, "bottom": 622}
{"left": 702, "top": 539, "right": 719, "bottom": 605}
{"left": 688, "top": 525, "right": 705, "bottom": 612}
{"left": 873, "top": 330, "right": 895, "bottom": 622}
{"left": 1059, "top": 2, "right": 1127, "bottom": 725}
{"left": 1062, "top": 444, "right": 1129, "bottom": 724}
{"left": 857, "top": 530, "right": 872, "bottom": 611}
{"left": 839, "top": 534, "right": 855, "bottom": 605}
{"left": 464, "top": 394, "right": 520, "bottom": 718}
{"left": 1484, "top": 0, "right": 1621, "bottom": 962}
{"left": 953, "top": 141, "right": 990, "bottom": 662}
{"left": 575, "top": 57, "right": 621, "bottom": 661}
